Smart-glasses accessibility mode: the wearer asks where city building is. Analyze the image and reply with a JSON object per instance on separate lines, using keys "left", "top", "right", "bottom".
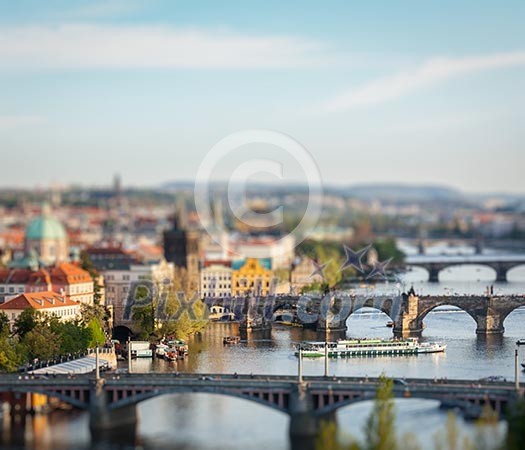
{"left": 0, "top": 263, "right": 94, "bottom": 305}
{"left": 0, "top": 291, "right": 80, "bottom": 328}
{"left": 24, "top": 204, "right": 69, "bottom": 266}
{"left": 200, "top": 261, "right": 232, "bottom": 298}
{"left": 231, "top": 258, "right": 275, "bottom": 297}
{"left": 87, "top": 245, "right": 174, "bottom": 330}
{"left": 163, "top": 204, "right": 201, "bottom": 291}
{"left": 290, "top": 257, "right": 324, "bottom": 292}
{"left": 49, "top": 263, "right": 95, "bottom": 305}
{"left": 228, "top": 234, "right": 295, "bottom": 269}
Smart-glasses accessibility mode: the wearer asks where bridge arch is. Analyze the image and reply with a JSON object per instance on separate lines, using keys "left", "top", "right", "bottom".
{"left": 417, "top": 303, "right": 478, "bottom": 331}
{"left": 506, "top": 264, "right": 525, "bottom": 281}
{"left": 500, "top": 304, "right": 525, "bottom": 327}
{"left": 315, "top": 391, "right": 447, "bottom": 416}
{"left": 349, "top": 297, "right": 398, "bottom": 322}
{"left": 113, "top": 325, "right": 134, "bottom": 342}
{"left": 436, "top": 264, "right": 497, "bottom": 282}
{"left": 10, "top": 387, "right": 90, "bottom": 410}
{"left": 106, "top": 386, "right": 290, "bottom": 414}
{"left": 346, "top": 306, "right": 394, "bottom": 325}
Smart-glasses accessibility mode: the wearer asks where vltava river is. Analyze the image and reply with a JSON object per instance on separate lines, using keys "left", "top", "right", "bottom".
{"left": 2, "top": 264, "right": 525, "bottom": 450}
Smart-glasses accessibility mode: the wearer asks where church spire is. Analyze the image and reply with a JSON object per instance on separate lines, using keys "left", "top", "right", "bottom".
{"left": 172, "top": 195, "right": 188, "bottom": 231}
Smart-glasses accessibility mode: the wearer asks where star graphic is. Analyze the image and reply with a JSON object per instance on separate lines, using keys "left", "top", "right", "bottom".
{"left": 339, "top": 244, "right": 371, "bottom": 273}
{"left": 366, "top": 258, "right": 393, "bottom": 280}
{"left": 310, "top": 259, "right": 329, "bottom": 280}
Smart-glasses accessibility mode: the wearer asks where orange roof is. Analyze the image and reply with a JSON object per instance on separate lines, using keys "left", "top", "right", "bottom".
{"left": 50, "top": 263, "right": 92, "bottom": 284}
{"left": 0, "top": 228, "right": 25, "bottom": 246}
{"left": 0, "top": 291, "right": 79, "bottom": 310}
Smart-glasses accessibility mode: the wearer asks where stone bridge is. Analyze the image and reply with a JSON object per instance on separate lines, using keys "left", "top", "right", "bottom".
{"left": 405, "top": 254, "right": 525, "bottom": 282}
{"left": 394, "top": 294, "right": 525, "bottom": 336}
{"left": 205, "top": 293, "right": 525, "bottom": 336}
{"left": 1, "top": 373, "right": 522, "bottom": 450}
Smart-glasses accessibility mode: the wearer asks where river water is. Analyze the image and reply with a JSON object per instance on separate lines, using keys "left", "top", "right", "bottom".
{"left": 2, "top": 263, "right": 525, "bottom": 450}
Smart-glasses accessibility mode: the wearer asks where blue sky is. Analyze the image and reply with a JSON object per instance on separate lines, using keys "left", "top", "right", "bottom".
{"left": 0, "top": 0, "right": 524, "bottom": 192}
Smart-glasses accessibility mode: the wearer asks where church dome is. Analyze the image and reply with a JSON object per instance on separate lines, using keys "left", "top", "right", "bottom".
{"left": 26, "top": 205, "right": 66, "bottom": 241}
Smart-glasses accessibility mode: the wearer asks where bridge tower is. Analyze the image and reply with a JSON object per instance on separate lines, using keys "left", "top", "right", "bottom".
{"left": 393, "top": 293, "right": 422, "bottom": 337}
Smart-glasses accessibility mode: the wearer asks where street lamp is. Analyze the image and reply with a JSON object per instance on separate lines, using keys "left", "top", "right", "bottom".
{"left": 324, "top": 341, "right": 329, "bottom": 377}
{"left": 127, "top": 336, "right": 132, "bottom": 373}
{"left": 95, "top": 345, "right": 100, "bottom": 381}
{"left": 297, "top": 343, "right": 303, "bottom": 383}
{"left": 515, "top": 340, "right": 525, "bottom": 391}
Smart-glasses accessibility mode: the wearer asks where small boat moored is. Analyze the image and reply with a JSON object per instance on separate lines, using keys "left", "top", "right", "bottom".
{"left": 223, "top": 336, "right": 241, "bottom": 345}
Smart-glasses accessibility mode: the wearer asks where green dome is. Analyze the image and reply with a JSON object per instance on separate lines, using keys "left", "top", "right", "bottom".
{"left": 26, "top": 213, "right": 66, "bottom": 241}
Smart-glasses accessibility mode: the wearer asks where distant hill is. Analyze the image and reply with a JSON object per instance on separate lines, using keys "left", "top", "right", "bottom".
{"left": 341, "top": 184, "right": 463, "bottom": 202}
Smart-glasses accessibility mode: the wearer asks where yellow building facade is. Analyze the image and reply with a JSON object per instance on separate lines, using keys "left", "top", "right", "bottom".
{"left": 232, "top": 258, "right": 274, "bottom": 296}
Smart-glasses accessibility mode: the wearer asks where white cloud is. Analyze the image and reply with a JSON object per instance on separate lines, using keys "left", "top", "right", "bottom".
{"left": 320, "top": 51, "right": 525, "bottom": 113}
{"left": 0, "top": 116, "right": 46, "bottom": 131}
{"left": 0, "top": 24, "right": 325, "bottom": 70}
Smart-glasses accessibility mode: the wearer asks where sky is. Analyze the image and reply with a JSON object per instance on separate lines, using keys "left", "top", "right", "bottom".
{"left": 0, "top": 0, "right": 524, "bottom": 193}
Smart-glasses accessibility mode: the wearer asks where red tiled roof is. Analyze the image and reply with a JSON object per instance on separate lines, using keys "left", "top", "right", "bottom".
{"left": 50, "top": 263, "right": 92, "bottom": 284}
{"left": 0, "top": 268, "right": 32, "bottom": 284}
{"left": 27, "top": 269, "right": 51, "bottom": 286}
{"left": 203, "top": 260, "right": 232, "bottom": 268}
{"left": 0, "top": 291, "right": 79, "bottom": 310}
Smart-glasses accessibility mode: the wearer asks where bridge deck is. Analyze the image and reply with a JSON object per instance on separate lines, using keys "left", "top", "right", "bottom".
{"left": 1, "top": 372, "right": 521, "bottom": 393}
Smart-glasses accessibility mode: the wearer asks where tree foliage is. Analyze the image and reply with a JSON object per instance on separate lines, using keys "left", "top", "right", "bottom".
{"left": 364, "top": 376, "right": 398, "bottom": 450}
{"left": 132, "top": 284, "right": 208, "bottom": 341}
{"left": 372, "top": 238, "right": 405, "bottom": 265}
{"left": 0, "top": 311, "right": 10, "bottom": 337}
{"left": 13, "top": 307, "right": 40, "bottom": 338}
{"left": 505, "top": 399, "right": 525, "bottom": 450}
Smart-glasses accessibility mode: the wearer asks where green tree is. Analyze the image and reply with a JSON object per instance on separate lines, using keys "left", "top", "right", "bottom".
{"left": 53, "top": 320, "right": 93, "bottom": 354}
{"left": 373, "top": 238, "right": 405, "bottom": 265}
{"left": 0, "top": 311, "right": 10, "bottom": 337}
{"left": 297, "top": 240, "right": 346, "bottom": 287}
{"left": 505, "top": 399, "right": 525, "bottom": 450}
{"left": 13, "top": 308, "right": 40, "bottom": 338}
{"left": 301, "top": 280, "right": 330, "bottom": 294}
{"left": 0, "top": 336, "right": 24, "bottom": 372}
{"left": 81, "top": 302, "right": 111, "bottom": 334}
{"left": 87, "top": 318, "right": 106, "bottom": 348}
{"left": 132, "top": 301, "right": 157, "bottom": 339}
{"left": 22, "top": 324, "right": 60, "bottom": 361}
{"left": 364, "top": 376, "right": 397, "bottom": 450}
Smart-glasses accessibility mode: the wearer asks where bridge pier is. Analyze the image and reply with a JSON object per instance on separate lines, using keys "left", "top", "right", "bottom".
{"left": 315, "top": 295, "right": 351, "bottom": 333}
{"left": 495, "top": 267, "right": 507, "bottom": 283}
{"left": 289, "top": 411, "right": 337, "bottom": 450}
{"left": 427, "top": 266, "right": 440, "bottom": 283}
{"left": 288, "top": 384, "right": 337, "bottom": 450}
{"left": 393, "top": 294, "right": 423, "bottom": 337}
{"left": 89, "top": 380, "right": 138, "bottom": 443}
{"left": 475, "top": 312, "right": 505, "bottom": 335}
